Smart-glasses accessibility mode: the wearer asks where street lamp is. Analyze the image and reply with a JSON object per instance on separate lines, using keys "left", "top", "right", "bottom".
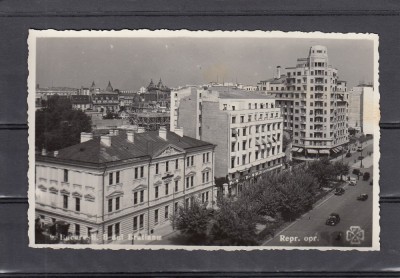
{"left": 358, "top": 143, "right": 363, "bottom": 169}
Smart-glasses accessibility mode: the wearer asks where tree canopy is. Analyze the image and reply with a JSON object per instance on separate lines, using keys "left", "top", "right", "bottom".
{"left": 36, "top": 95, "right": 92, "bottom": 152}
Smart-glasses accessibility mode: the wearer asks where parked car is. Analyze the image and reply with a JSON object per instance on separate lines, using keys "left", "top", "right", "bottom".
{"left": 334, "top": 187, "right": 345, "bottom": 195}
{"left": 357, "top": 194, "right": 368, "bottom": 201}
{"left": 326, "top": 213, "right": 340, "bottom": 226}
{"left": 348, "top": 180, "right": 356, "bottom": 186}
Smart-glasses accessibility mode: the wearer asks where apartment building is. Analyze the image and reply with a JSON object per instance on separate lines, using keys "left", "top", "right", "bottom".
{"left": 171, "top": 87, "right": 285, "bottom": 195}
{"left": 258, "top": 45, "right": 349, "bottom": 160}
{"left": 348, "top": 84, "right": 375, "bottom": 135}
{"left": 35, "top": 127, "right": 215, "bottom": 243}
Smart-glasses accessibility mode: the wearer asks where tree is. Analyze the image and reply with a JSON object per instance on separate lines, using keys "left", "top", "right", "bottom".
{"left": 172, "top": 199, "right": 212, "bottom": 244}
{"left": 36, "top": 95, "right": 92, "bottom": 151}
{"left": 333, "top": 161, "right": 350, "bottom": 181}
{"left": 276, "top": 169, "right": 318, "bottom": 221}
{"left": 307, "top": 157, "right": 334, "bottom": 187}
{"left": 210, "top": 197, "right": 259, "bottom": 246}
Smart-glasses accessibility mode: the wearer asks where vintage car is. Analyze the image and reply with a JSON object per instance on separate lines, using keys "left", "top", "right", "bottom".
{"left": 334, "top": 187, "right": 345, "bottom": 195}
{"left": 326, "top": 213, "right": 341, "bottom": 226}
{"left": 357, "top": 193, "right": 368, "bottom": 201}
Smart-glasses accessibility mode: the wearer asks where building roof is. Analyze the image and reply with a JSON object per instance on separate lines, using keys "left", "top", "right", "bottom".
{"left": 209, "top": 88, "right": 274, "bottom": 99}
{"left": 40, "top": 130, "right": 214, "bottom": 165}
{"left": 71, "top": 95, "right": 91, "bottom": 104}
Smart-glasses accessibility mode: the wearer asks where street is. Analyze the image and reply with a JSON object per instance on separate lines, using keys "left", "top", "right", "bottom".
{"left": 264, "top": 141, "right": 374, "bottom": 247}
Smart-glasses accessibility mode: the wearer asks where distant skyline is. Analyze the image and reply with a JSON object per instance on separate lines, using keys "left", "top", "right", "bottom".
{"left": 36, "top": 36, "right": 374, "bottom": 90}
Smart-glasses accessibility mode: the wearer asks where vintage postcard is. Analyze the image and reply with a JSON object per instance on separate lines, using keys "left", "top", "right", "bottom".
{"left": 28, "top": 30, "right": 380, "bottom": 250}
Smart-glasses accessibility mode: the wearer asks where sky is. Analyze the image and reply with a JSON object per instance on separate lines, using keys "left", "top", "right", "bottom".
{"left": 36, "top": 36, "right": 374, "bottom": 90}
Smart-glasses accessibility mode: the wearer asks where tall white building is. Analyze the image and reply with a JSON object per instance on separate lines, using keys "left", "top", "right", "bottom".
{"left": 348, "top": 84, "right": 375, "bottom": 135}
{"left": 258, "top": 45, "right": 349, "bottom": 160}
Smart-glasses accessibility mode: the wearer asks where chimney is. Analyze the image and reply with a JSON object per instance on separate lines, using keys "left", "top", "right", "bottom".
{"left": 41, "top": 148, "right": 47, "bottom": 156}
{"left": 80, "top": 132, "right": 93, "bottom": 143}
{"left": 159, "top": 126, "right": 167, "bottom": 140}
{"left": 137, "top": 127, "right": 146, "bottom": 133}
{"left": 276, "top": 66, "right": 281, "bottom": 79}
{"left": 101, "top": 135, "right": 112, "bottom": 146}
{"left": 174, "top": 127, "right": 184, "bottom": 137}
{"left": 54, "top": 151, "right": 59, "bottom": 157}
{"left": 127, "top": 130, "right": 134, "bottom": 143}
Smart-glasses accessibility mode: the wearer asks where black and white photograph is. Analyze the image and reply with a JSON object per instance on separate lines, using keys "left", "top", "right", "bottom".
{"left": 28, "top": 30, "right": 380, "bottom": 250}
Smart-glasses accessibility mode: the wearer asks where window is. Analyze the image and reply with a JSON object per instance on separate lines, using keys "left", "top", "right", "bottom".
{"left": 87, "top": 227, "right": 92, "bottom": 236}
{"left": 63, "top": 195, "right": 68, "bottom": 209}
{"left": 155, "top": 186, "right": 159, "bottom": 199}
{"left": 175, "top": 180, "right": 179, "bottom": 192}
{"left": 175, "top": 202, "right": 179, "bottom": 213}
{"left": 133, "top": 192, "right": 138, "bottom": 205}
{"left": 240, "top": 116, "right": 244, "bottom": 123}
{"left": 206, "top": 192, "right": 209, "bottom": 202}
{"left": 165, "top": 183, "right": 169, "bottom": 195}
{"left": 165, "top": 205, "right": 169, "bottom": 219}
{"left": 231, "top": 142, "right": 235, "bottom": 152}
{"left": 133, "top": 216, "right": 138, "bottom": 230}
{"left": 134, "top": 167, "right": 138, "bottom": 179}
{"left": 109, "top": 173, "right": 113, "bottom": 185}
{"left": 242, "top": 155, "right": 246, "bottom": 165}
{"left": 64, "top": 169, "right": 68, "bottom": 182}
{"left": 248, "top": 103, "right": 251, "bottom": 109}
{"left": 232, "top": 106, "right": 236, "bottom": 111}
{"left": 140, "top": 166, "right": 144, "bottom": 178}
{"left": 202, "top": 192, "right": 205, "bottom": 203}
{"left": 115, "top": 197, "right": 120, "bottom": 210}
{"left": 202, "top": 172, "right": 206, "bottom": 183}
{"left": 186, "top": 177, "right": 190, "bottom": 188}
{"left": 191, "top": 176, "right": 194, "bottom": 187}
{"left": 155, "top": 163, "right": 159, "bottom": 174}
{"left": 243, "top": 127, "right": 246, "bottom": 136}
{"left": 191, "top": 156, "right": 194, "bottom": 166}
{"left": 231, "top": 157, "right": 235, "bottom": 168}
{"left": 154, "top": 209, "right": 159, "bottom": 224}
{"left": 140, "top": 190, "right": 144, "bottom": 203}
{"left": 108, "top": 199, "right": 113, "bottom": 212}
{"left": 107, "top": 225, "right": 112, "bottom": 239}
{"left": 166, "top": 161, "right": 169, "bottom": 172}
{"left": 185, "top": 198, "right": 190, "bottom": 208}
{"left": 203, "top": 153, "right": 206, "bottom": 163}
{"left": 175, "top": 159, "right": 179, "bottom": 170}
{"left": 242, "top": 141, "right": 246, "bottom": 150}
{"left": 116, "top": 171, "right": 120, "bottom": 183}
{"left": 139, "top": 214, "right": 144, "bottom": 228}
{"left": 115, "top": 223, "right": 120, "bottom": 237}
{"left": 75, "top": 197, "right": 80, "bottom": 212}
{"left": 206, "top": 172, "right": 209, "bottom": 182}
{"left": 75, "top": 224, "right": 80, "bottom": 236}
{"left": 232, "top": 116, "right": 236, "bottom": 124}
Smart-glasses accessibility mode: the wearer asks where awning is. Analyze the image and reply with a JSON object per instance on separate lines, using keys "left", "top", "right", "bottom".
{"left": 337, "top": 146, "right": 343, "bottom": 151}
{"left": 297, "top": 148, "right": 303, "bottom": 153}
{"left": 319, "top": 150, "right": 330, "bottom": 154}
{"left": 332, "top": 148, "right": 339, "bottom": 153}
{"left": 292, "top": 147, "right": 299, "bottom": 152}
{"left": 307, "top": 149, "right": 318, "bottom": 154}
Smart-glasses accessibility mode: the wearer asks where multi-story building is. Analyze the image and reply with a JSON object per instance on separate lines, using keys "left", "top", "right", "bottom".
{"left": 348, "top": 84, "right": 375, "bottom": 135}
{"left": 71, "top": 95, "right": 92, "bottom": 111}
{"left": 35, "top": 127, "right": 215, "bottom": 243}
{"left": 258, "top": 45, "right": 349, "bottom": 160}
{"left": 92, "top": 82, "right": 119, "bottom": 114}
{"left": 171, "top": 86, "right": 285, "bottom": 195}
